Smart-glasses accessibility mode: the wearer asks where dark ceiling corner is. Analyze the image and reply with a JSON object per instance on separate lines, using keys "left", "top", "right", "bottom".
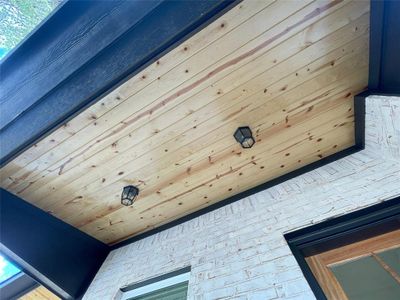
{"left": 368, "top": 0, "right": 400, "bottom": 95}
{"left": 0, "top": 189, "right": 110, "bottom": 299}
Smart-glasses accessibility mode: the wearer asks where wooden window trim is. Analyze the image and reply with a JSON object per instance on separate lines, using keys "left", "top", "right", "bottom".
{"left": 284, "top": 197, "right": 400, "bottom": 300}
{"left": 304, "top": 227, "right": 400, "bottom": 299}
{"left": 315, "top": 228, "right": 400, "bottom": 266}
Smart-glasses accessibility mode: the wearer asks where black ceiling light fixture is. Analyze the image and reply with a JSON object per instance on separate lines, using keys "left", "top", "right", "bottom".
{"left": 234, "top": 126, "right": 255, "bottom": 148}
{"left": 121, "top": 185, "right": 139, "bottom": 206}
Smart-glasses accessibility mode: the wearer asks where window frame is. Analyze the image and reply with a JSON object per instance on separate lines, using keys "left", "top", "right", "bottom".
{"left": 120, "top": 267, "right": 190, "bottom": 300}
{"left": 284, "top": 196, "right": 400, "bottom": 300}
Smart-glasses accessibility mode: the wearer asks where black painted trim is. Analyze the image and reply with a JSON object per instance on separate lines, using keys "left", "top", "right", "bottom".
{"left": 287, "top": 241, "right": 327, "bottom": 300}
{"left": 379, "top": 0, "right": 400, "bottom": 93}
{"left": 0, "top": 247, "right": 68, "bottom": 299}
{"left": 367, "top": 0, "right": 400, "bottom": 94}
{"left": 120, "top": 266, "right": 191, "bottom": 293}
{"left": 354, "top": 94, "right": 366, "bottom": 149}
{"left": 0, "top": 189, "right": 110, "bottom": 299}
{"left": 357, "top": 90, "right": 400, "bottom": 98}
{"left": 0, "top": 273, "right": 39, "bottom": 300}
{"left": 284, "top": 196, "right": 400, "bottom": 300}
{"left": 285, "top": 197, "right": 400, "bottom": 247}
{"left": 368, "top": 0, "right": 384, "bottom": 91}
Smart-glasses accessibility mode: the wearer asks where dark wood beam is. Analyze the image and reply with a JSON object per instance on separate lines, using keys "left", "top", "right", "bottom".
{"left": 0, "top": 189, "right": 110, "bottom": 299}
{"left": 368, "top": 0, "right": 400, "bottom": 95}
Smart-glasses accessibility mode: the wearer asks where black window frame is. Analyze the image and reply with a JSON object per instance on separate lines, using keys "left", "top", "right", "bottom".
{"left": 120, "top": 266, "right": 191, "bottom": 300}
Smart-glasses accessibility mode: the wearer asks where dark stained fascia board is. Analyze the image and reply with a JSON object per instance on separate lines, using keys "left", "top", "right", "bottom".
{"left": 354, "top": 94, "right": 366, "bottom": 149}
{"left": 368, "top": 0, "right": 400, "bottom": 94}
{"left": 368, "top": 0, "right": 384, "bottom": 91}
{"left": 379, "top": 0, "right": 400, "bottom": 93}
{"left": 0, "top": 189, "right": 110, "bottom": 299}
{"left": 0, "top": 0, "right": 161, "bottom": 130}
{"left": 0, "top": 0, "right": 239, "bottom": 166}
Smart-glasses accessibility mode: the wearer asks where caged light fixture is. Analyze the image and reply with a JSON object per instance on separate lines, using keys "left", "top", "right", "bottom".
{"left": 234, "top": 126, "right": 255, "bottom": 149}
{"left": 121, "top": 185, "right": 139, "bottom": 206}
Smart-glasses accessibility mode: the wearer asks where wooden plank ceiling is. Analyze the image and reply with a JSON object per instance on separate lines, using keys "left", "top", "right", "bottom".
{"left": 0, "top": 0, "right": 370, "bottom": 244}
{"left": 19, "top": 286, "right": 60, "bottom": 300}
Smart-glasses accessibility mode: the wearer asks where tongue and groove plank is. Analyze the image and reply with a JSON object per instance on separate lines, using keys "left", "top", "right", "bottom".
{"left": 76, "top": 68, "right": 367, "bottom": 230}
{"left": 5, "top": 0, "right": 350, "bottom": 194}
{"left": 10, "top": 0, "right": 364, "bottom": 200}
{"left": 19, "top": 285, "right": 60, "bottom": 300}
{"left": 38, "top": 33, "right": 369, "bottom": 226}
{"left": 77, "top": 94, "right": 359, "bottom": 239}
{"left": 0, "top": 0, "right": 306, "bottom": 190}
{"left": 27, "top": 15, "right": 367, "bottom": 218}
{"left": 46, "top": 33, "right": 368, "bottom": 213}
{"left": 3, "top": 0, "right": 315, "bottom": 198}
{"left": 79, "top": 64, "right": 368, "bottom": 213}
{"left": 17, "top": 1, "right": 361, "bottom": 204}
{"left": 44, "top": 77, "right": 359, "bottom": 224}
{"left": 0, "top": 0, "right": 370, "bottom": 244}
{"left": 26, "top": 9, "right": 369, "bottom": 216}
{"left": 45, "top": 65, "right": 368, "bottom": 231}
{"left": 0, "top": 0, "right": 274, "bottom": 183}
{"left": 110, "top": 134, "right": 356, "bottom": 245}
{"left": 79, "top": 67, "right": 367, "bottom": 243}
{"left": 22, "top": 11, "right": 367, "bottom": 211}
{"left": 2, "top": 0, "right": 298, "bottom": 190}
{"left": 51, "top": 60, "right": 368, "bottom": 239}
{"left": 83, "top": 107, "right": 358, "bottom": 243}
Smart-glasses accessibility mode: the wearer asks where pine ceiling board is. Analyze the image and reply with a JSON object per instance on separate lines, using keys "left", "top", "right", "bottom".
{"left": 1, "top": 0, "right": 320, "bottom": 200}
{"left": 6, "top": 0, "right": 349, "bottom": 197}
{"left": 17, "top": 1, "right": 369, "bottom": 205}
{"left": 0, "top": 0, "right": 370, "bottom": 244}
{"left": 6, "top": 0, "right": 357, "bottom": 205}
{"left": 51, "top": 68, "right": 368, "bottom": 233}
{"left": 19, "top": 286, "right": 60, "bottom": 300}
{"left": 1, "top": 0, "right": 295, "bottom": 193}
{"left": 26, "top": 35, "right": 368, "bottom": 228}
{"left": 47, "top": 35, "right": 369, "bottom": 229}
{"left": 0, "top": 1, "right": 273, "bottom": 184}
{"left": 79, "top": 70, "right": 367, "bottom": 243}
{"left": 29, "top": 6, "right": 369, "bottom": 216}
{"left": 0, "top": 1, "right": 272, "bottom": 190}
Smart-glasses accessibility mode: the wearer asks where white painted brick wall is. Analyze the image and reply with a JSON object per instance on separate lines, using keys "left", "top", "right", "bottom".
{"left": 83, "top": 96, "right": 400, "bottom": 300}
